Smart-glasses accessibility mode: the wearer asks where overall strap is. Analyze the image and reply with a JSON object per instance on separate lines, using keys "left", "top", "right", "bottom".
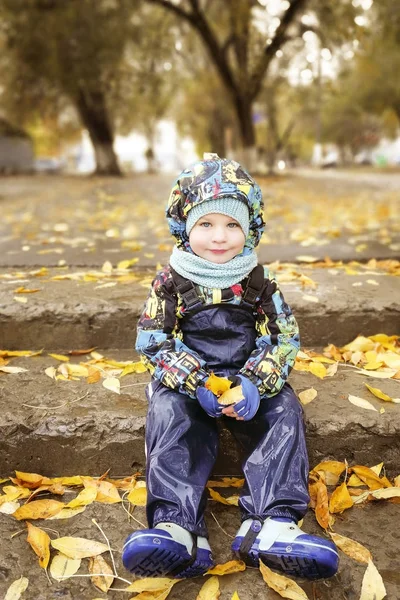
{"left": 169, "top": 267, "right": 203, "bottom": 310}
{"left": 242, "top": 264, "right": 265, "bottom": 306}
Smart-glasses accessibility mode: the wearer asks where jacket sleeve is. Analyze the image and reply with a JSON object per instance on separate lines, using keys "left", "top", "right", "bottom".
{"left": 136, "top": 269, "right": 209, "bottom": 398}
{"left": 238, "top": 269, "right": 300, "bottom": 397}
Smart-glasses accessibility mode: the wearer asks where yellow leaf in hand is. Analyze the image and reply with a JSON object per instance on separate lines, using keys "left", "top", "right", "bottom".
{"left": 205, "top": 373, "right": 232, "bottom": 396}
{"left": 259, "top": 560, "right": 309, "bottom": 599}
{"left": 329, "top": 482, "right": 354, "bottom": 514}
{"left": 26, "top": 522, "right": 50, "bottom": 569}
{"left": 218, "top": 385, "right": 244, "bottom": 406}
{"left": 13, "top": 499, "right": 64, "bottom": 520}
{"left": 196, "top": 576, "right": 220, "bottom": 600}
{"left": 329, "top": 532, "right": 371, "bottom": 564}
{"left": 51, "top": 536, "right": 109, "bottom": 559}
{"left": 206, "top": 560, "right": 246, "bottom": 575}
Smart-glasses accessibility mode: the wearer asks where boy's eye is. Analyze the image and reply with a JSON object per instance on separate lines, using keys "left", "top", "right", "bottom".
{"left": 228, "top": 222, "right": 239, "bottom": 228}
{"left": 199, "top": 222, "right": 210, "bottom": 227}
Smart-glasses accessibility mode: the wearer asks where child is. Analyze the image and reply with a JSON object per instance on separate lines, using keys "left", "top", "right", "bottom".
{"left": 122, "top": 154, "right": 339, "bottom": 580}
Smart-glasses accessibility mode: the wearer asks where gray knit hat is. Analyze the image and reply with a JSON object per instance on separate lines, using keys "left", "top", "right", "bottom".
{"left": 186, "top": 197, "right": 250, "bottom": 238}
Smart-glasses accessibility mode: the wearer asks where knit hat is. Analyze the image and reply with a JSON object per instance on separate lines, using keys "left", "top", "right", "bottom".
{"left": 186, "top": 197, "right": 250, "bottom": 238}
{"left": 166, "top": 153, "right": 265, "bottom": 256}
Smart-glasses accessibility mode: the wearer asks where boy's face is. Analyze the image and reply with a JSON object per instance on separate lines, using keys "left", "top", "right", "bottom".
{"left": 188, "top": 212, "right": 246, "bottom": 264}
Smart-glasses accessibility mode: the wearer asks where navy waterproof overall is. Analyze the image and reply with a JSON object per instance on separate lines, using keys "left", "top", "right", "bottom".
{"left": 145, "top": 303, "right": 310, "bottom": 537}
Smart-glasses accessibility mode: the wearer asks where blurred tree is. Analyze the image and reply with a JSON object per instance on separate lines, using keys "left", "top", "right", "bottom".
{"left": 113, "top": 5, "right": 179, "bottom": 171}
{"left": 0, "top": 0, "right": 134, "bottom": 175}
{"left": 350, "top": 1, "right": 400, "bottom": 124}
{"left": 147, "top": 0, "right": 309, "bottom": 166}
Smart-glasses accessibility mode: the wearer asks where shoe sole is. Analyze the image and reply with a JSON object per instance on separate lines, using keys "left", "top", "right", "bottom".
{"left": 123, "top": 540, "right": 213, "bottom": 578}
{"left": 243, "top": 548, "right": 336, "bottom": 579}
{"left": 123, "top": 545, "right": 189, "bottom": 577}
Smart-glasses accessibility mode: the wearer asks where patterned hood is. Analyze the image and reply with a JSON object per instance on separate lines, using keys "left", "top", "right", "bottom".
{"left": 166, "top": 155, "right": 265, "bottom": 255}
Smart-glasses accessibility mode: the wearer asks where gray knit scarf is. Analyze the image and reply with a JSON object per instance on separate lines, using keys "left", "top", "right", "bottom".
{"left": 169, "top": 245, "right": 258, "bottom": 289}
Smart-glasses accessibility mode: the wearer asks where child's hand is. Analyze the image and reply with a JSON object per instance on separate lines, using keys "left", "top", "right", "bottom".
{"left": 196, "top": 386, "right": 224, "bottom": 418}
{"left": 222, "top": 375, "right": 260, "bottom": 421}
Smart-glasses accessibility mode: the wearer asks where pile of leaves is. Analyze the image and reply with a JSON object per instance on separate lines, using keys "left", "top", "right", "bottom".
{"left": 2, "top": 461, "right": 399, "bottom": 600}
{"left": 0, "top": 348, "right": 147, "bottom": 395}
{"left": 294, "top": 333, "right": 400, "bottom": 409}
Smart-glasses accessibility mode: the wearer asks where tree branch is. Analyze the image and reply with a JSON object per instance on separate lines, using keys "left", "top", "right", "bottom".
{"left": 146, "top": 0, "right": 196, "bottom": 25}
{"left": 249, "top": 0, "right": 308, "bottom": 100}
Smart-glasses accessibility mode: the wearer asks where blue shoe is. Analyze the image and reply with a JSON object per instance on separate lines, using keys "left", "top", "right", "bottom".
{"left": 122, "top": 522, "right": 214, "bottom": 578}
{"left": 232, "top": 517, "right": 339, "bottom": 580}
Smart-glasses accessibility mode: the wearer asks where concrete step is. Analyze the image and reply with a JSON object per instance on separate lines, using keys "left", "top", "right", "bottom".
{"left": 0, "top": 262, "right": 399, "bottom": 349}
{"left": 1, "top": 350, "right": 399, "bottom": 477}
{"left": 1, "top": 489, "right": 399, "bottom": 599}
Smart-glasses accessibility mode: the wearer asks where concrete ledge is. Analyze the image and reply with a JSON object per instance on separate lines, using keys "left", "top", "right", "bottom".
{"left": 0, "top": 266, "right": 399, "bottom": 349}
{"left": 1, "top": 351, "right": 399, "bottom": 477}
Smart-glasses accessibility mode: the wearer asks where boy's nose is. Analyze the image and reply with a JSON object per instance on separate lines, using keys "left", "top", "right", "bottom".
{"left": 211, "top": 227, "right": 227, "bottom": 242}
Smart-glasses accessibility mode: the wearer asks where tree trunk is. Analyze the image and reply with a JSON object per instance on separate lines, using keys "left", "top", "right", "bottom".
{"left": 233, "top": 95, "right": 257, "bottom": 169}
{"left": 76, "top": 87, "right": 121, "bottom": 176}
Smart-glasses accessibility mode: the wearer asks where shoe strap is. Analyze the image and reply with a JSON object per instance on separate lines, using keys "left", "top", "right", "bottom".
{"left": 239, "top": 519, "right": 263, "bottom": 560}
{"left": 168, "top": 533, "right": 198, "bottom": 577}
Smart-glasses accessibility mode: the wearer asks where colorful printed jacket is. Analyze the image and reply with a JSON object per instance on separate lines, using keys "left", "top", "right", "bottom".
{"left": 136, "top": 264, "right": 300, "bottom": 399}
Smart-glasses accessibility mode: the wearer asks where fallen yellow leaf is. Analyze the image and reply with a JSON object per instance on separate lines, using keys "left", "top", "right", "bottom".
{"left": 312, "top": 461, "right": 346, "bottom": 487}
{"left": 343, "top": 336, "right": 375, "bottom": 353}
{"left": 309, "top": 362, "right": 327, "bottom": 379}
{"left": 89, "top": 555, "right": 114, "bottom": 592}
{"left": 102, "top": 377, "right": 120, "bottom": 394}
{"left": 359, "top": 559, "right": 386, "bottom": 600}
{"left": 127, "top": 482, "right": 147, "bottom": 506}
{"left": 196, "top": 576, "right": 220, "bottom": 600}
{"left": 48, "top": 506, "right": 87, "bottom": 520}
{"left": 208, "top": 488, "right": 239, "bottom": 506}
{"left": 0, "top": 350, "right": 42, "bottom": 357}
{"left": 49, "top": 553, "right": 81, "bottom": 581}
{"left": 365, "top": 383, "right": 400, "bottom": 403}
{"left": 370, "top": 487, "right": 400, "bottom": 500}
{"left": 231, "top": 593, "right": 241, "bottom": 600}
{"left": 94, "top": 480, "right": 121, "bottom": 504}
{"left": 86, "top": 366, "right": 101, "bottom": 384}
{"left": 51, "top": 536, "right": 109, "bottom": 559}
{"left": 125, "top": 577, "right": 178, "bottom": 592}
{"left": 298, "top": 388, "right": 317, "bottom": 405}
{"left": 206, "top": 477, "right": 245, "bottom": 488}
{"left": 26, "top": 522, "right": 51, "bottom": 569}
{"left": 206, "top": 560, "right": 246, "bottom": 575}
{"left": 329, "top": 482, "right": 354, "bottom": 514}
{"left": 352, "top": 465, "right": 392, "bottom": 490}
{"left": 4, "top": 576, "right": 29, "bottom": 600}
{"left": 259, "top": 560, "right": 309, "bottom": 599}
{"left": 13, "top": 499, "right": 64, "bottom": 520}
{"left": 48, "top": 353, "right": 70, "bottom": 362}
{"left": 329, "top": 532, "right": 371, "bottom": 564}
{"left": 312, "top": 479, "right": 334, "bottom": 530}
{"left": 348, "top": 395, "right": 377, "bottom": 412}
{"left": 67, "top": 484, "right": 97, "bottom": 509}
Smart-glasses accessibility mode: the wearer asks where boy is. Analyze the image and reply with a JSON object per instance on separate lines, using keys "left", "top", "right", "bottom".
{"left": 122, "top": 154, "right": 339, "bottom": 580}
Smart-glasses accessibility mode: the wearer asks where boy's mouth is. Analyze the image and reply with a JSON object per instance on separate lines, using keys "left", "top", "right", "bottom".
{"left": 210, "top": 249, "right": 227, "bottom": 254}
